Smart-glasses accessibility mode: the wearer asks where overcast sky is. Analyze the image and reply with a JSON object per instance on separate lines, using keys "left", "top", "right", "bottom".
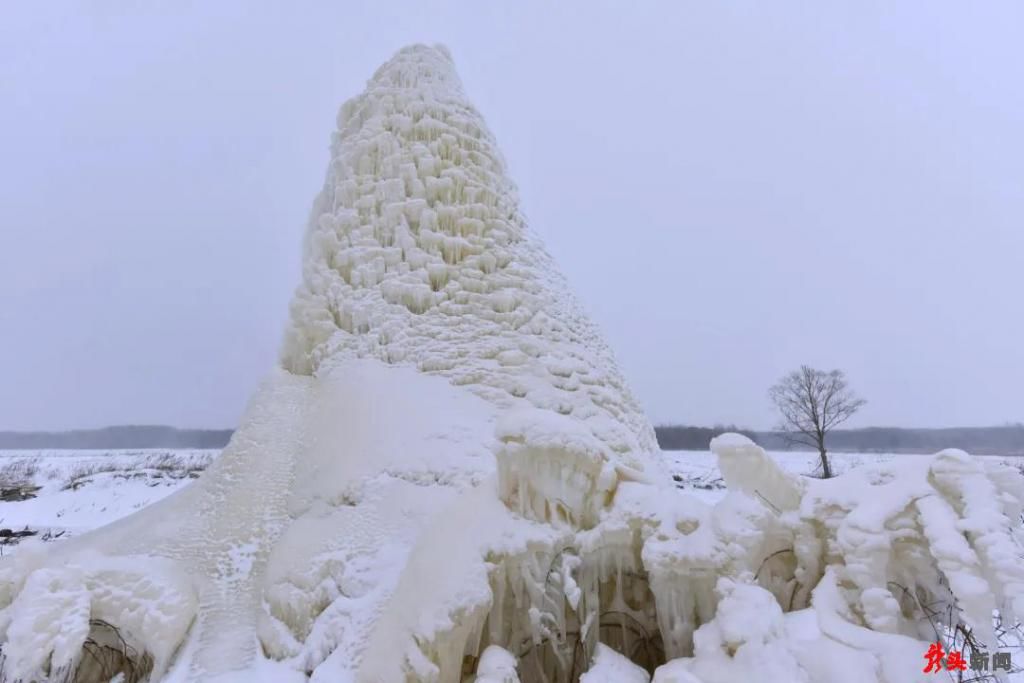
{"left": 2, "top": 2, "right": 1022, "bottom": 431}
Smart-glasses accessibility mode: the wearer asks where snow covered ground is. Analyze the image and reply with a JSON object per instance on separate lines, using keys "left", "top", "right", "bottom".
{"left": 1, "top": 446, "right": 1019, "bottom": 546}
{"left": 665, "top": 449, "right": 1024, "bottom": 501}
{"left": 0, "top": 449, "right": 216, "bottom": 549}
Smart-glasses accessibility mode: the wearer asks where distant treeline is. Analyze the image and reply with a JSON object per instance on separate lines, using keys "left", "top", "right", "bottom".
{"left": 3, "top": 424, "right": 1023, "bottom": 456}
{"left": 0, "top": 425, "right": 233, "bottom": 450}
{"left": 655, "top": 424, "right": 1024, "bottom": 456}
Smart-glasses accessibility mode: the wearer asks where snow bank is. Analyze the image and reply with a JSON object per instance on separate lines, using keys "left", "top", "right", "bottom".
{"left": 651, "top": 575, "right": 933, "bottom": 683}
{"left": 579, "top": 644, "right": 649, "bottom": 683}
{"left": 0, "top": 551, "right": 196, "bottom": 681}
{"left": 474, "top": 645, "right": 519, "bottom": 682}
{"left": 710, "top": 433, "right": 803, "bottom": 512}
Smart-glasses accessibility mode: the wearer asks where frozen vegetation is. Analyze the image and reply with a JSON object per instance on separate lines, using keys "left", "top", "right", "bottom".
{"left": 0, "top": 450, "right": 214, "bottom": 543}
{"left": 0, "top": 44, "right": 1021, "bottom": 683}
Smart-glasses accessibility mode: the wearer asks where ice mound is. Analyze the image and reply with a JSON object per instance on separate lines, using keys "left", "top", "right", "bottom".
{"left": 579, "top": 644, "right": 649, "bottom": 683}
{"left": 0, "top": 550, "right": 196, "bottom": 681}
{"left": 473, "top": 645, "right": 519, "bottom": 682}
{"left": 1, "top": 44, "right": 1022, "bottom": 683}
{"left": 710, "top": 433, "right": 803, "bottom": 512}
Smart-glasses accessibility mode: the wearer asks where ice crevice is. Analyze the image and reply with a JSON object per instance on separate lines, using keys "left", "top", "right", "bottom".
{"left": 0, "top": 43, "right": 1021, "bottom": 683}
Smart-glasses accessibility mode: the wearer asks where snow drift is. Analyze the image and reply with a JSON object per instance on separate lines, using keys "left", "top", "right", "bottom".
{"left": 0, "top": 44, "right": 1021, "bottom": 683}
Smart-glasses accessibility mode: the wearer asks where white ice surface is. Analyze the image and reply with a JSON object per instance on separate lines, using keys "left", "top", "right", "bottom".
{"left": 579, "top": 644, "right": 649, "bottom": 683}
{"left": 473, "top": 645, "right": 519, "bottom": 682}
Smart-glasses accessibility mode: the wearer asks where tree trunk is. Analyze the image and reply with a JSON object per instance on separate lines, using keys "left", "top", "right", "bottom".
{"left": 818, "top": 447, "right": 833, "bottom": 478}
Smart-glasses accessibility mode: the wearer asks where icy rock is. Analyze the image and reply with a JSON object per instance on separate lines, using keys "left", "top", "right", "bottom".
{"left": 654, "top": 576, "right": 931, "bottom": 683}
{"left": 0, "top": 566, "right": 91, "bottom": 680}
{"left": 496, "top": 409, "right": 628, "bottom": 528}
{"left": 595, "top": 471, "right": 797, "bottom": 661}
{"left": 684, "top": 579, "right": 807, "bottom": 683}
{"left": 705, "top": 579, "right": 787, "bottom": 652}
{"left": 579, "top": 643, "right": 650, "bottom": 683}
{"left": 651, "top": 660, "right": 704, "bottom": 683}
{"left": 795, "top": 448, "right": 1024, "bottom": 651}
{"left": 710, "top": 433, "right": 803, "bottom": 512}
{"left": 474, "top": 645, "right": 519, "bottom": 682}
{"left": 0, "top": 554, "right": 196, "bottom": 681}
{"left": 929, "top": 448, "right": 1024, "bottom": 625}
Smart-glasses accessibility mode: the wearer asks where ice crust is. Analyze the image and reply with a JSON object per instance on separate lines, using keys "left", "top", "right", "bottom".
{"left": 578, "top": 644, "right": 649, "bottom": 683}
{"left": 0, "top": 44, "right": 1022, "bottom": 683}
{"left": 473, "top": 645, "right": 519, "bottom": 683}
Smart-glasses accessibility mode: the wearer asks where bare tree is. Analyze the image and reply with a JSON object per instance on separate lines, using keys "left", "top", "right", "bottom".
{"left": 768, "top": 366, "right": 866, "bottom": 478}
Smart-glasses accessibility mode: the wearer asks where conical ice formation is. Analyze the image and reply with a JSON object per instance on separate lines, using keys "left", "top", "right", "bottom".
{"left": 281, "top": 44, "right": 658, "bottom": 526}
{"left": 0, "top": 44, "right": 1022, "bottom": 683}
